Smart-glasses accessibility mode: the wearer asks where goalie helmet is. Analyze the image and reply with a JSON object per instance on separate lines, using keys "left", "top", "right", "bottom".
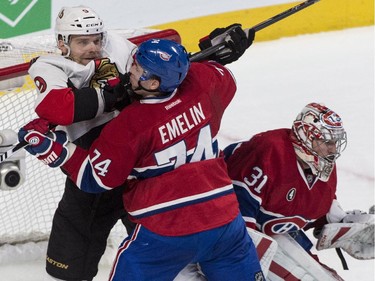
{"left": 135, "top": 39, "right": 190, "bottom": 93}
{"left": 292, "top": 103, "right": 347, "bottom": 182}
{"left": 55, "top": 6, "right": 105, "bottom": 44}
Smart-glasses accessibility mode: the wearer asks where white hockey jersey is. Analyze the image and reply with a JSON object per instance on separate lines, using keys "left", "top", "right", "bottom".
{"left": 28, "top": 32, "right": 136, "bottom": 142}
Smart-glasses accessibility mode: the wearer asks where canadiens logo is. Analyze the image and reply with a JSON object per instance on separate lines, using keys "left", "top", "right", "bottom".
{"left": 29, "top": 136, "right": 40, "bottom": 145}
{"left": 159, "top": 51, "right": 172, "bottom": 61}
{"left": 34, "top": 76, "right": 47, "bottom": 93}
{"left": 321, "top": 110, "right": 343, "bottom": 129}
{"left": 286, "top": 188, "right": 296, "bottom": 201}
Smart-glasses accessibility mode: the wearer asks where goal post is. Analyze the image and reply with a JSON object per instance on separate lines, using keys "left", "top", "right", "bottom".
{"left": 0, "top": 28, "right": 180, "bottom": 263}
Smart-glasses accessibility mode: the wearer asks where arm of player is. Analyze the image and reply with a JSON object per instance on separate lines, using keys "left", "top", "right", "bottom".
{"left": 18, "top": 117, "right": 133, "bottom": 193}
{"left": 35, "top": 76, "right": 130, "bottom": 125}
{"left": 223, "top": 142, "right": 263, "bottom": 230}
{"left": 232, "top": 180, "right": 261, "bottom": 229}
{"left": 18, "top": 122, "right": 108, "bottom": 193}
{"left": 31, "top": 58, "right": 131, "bottom": 126}
{"left": 18, "top": 118, "right": 73, "bottom": 168}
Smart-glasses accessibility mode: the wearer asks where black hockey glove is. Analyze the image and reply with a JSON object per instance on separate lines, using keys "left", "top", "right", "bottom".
{"left": 103, "top": 73, "right": 132, "bottom": 112}
{"left": 199, "top": 24, "right": 255, "bottom": 65}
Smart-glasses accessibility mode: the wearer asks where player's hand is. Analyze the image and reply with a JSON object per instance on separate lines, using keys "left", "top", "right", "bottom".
{"left": 199, "top": 24, "right": 255, "bottom": 65}
{"left": 18, "top": 119, "right": 70, "bottom": 168}
{"left": 102, "top": 73, "right": 132, "bottom": 112}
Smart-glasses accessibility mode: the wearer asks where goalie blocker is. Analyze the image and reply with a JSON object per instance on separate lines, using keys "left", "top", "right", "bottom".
{"left": 317, "top": 211, "right": 375, "bottom": 260}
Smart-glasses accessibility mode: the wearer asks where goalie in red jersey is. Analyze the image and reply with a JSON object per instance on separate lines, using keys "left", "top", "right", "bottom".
{"left": 223, "top": 102, "right": 374, "bottom": 280}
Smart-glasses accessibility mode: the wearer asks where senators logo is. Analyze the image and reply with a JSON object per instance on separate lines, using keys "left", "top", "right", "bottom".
{"left": 90, "top": 58, "right": 120, "bottom": 88}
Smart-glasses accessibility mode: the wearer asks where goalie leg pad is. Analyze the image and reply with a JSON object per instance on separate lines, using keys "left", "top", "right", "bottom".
{"left": 246, "top": 227, "right": 277, "bottom": 277}
{"left": 268, "top": 234, "right": 345, "bottom": 281}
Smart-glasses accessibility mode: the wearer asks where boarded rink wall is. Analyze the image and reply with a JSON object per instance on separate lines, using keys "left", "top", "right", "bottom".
{"left": 148, "top": 0, "right": 374, "bottom": 52}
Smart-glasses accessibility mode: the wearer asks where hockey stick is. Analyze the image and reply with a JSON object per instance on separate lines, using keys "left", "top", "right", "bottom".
{"left": 189, "top": 0, "right": 320, "bottom": 62}
{"left": 0, "top": 141, "right": 27, "bottom": 164}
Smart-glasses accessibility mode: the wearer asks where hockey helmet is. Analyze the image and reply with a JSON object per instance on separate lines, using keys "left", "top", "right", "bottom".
{"left": 292, "top": 103, "right": 347, "bottom": 182}
{"left": 55, "top": 6, "right": 105, "bottom": 44}
{"left": 135, "top": 39, "right": 190, "bottom": 93}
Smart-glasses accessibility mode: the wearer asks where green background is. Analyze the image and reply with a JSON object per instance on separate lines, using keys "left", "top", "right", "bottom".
{"left": 0, "top": 0, "right": 51, "bottom": 38}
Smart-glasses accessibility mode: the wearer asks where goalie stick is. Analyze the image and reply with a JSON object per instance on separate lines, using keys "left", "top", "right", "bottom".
{"left": 189, "top": 0, "right": 320, "bottom": 62}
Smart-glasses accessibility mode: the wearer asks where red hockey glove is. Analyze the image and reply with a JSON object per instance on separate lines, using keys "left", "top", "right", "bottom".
{"left": 199, "top": 24, "right": 255, "bottom": 65}
{"left": 18, "top": 119, "right": 70, "bottom": 168}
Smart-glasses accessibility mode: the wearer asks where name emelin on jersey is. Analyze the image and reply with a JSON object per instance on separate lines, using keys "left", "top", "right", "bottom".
{"left": 159, "top": 102, "right": 205, "bottom": 144}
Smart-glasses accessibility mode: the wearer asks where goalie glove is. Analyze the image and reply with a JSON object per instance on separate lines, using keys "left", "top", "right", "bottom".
{"left": 18, "top": 118, "right": 72, "bottom": 168}
{"left": 198, "top": 24, "right": 255, "bottom": 65}
{"left": 316, "top": 222, "right": 375, "bottom": 260}
{"left": 342, "top": 209, "right": 375, "bottom": 224}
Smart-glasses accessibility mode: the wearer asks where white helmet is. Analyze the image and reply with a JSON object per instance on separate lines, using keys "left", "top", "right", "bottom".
{"left": 292, "top": 103, "right": 347, "bottom": 182}
{"left": 55, "top": 6, "right": 105, "bottom": 44}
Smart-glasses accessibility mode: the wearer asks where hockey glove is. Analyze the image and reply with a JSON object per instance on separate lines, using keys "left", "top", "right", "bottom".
{"left": 199, "top": 24, "right": 255, "bottom": 65}
{"left": 18, "top": 119, "right": 70, "bottom": 168}
{"left": 316, "top": 222, "right": 374, "bottom": 260}
{"left": 342, "top": 209, "right": 375, "bottom": 224}
{"left": 102, "top": 73, "right": 132, "bottom": 112}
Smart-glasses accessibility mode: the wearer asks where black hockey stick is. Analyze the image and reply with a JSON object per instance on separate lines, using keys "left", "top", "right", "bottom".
{"left": 189, "top": 0, "right": 320, "bottom": 62}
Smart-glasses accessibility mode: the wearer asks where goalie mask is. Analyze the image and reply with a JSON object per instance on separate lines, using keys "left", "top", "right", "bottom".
{"left": 55, "top": 6, "right": 105, "bottom": 45}
{"left": 292, "top": 103, "right": 347, "bottom": 182}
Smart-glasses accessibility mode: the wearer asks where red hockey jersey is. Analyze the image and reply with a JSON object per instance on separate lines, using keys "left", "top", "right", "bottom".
{"left": 223, "top": 128, "right": 337, "bottom": 236}
{"left": 63, "top": 61, "right": 240, "bottom": 236}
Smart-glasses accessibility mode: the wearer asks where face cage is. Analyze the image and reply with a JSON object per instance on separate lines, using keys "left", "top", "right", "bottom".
{"left": 311, "top": 132, "right": 347, "bottom": 163}
{"left": 301, "top": 130, "right": 347, "bottom": 181}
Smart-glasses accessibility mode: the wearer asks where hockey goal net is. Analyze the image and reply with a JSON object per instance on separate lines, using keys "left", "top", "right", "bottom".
{"left": 0, "top": 29, "right": 180, "bottom": 263}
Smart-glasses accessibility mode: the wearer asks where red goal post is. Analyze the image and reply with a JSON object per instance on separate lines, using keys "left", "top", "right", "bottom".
{"left": 0, "top": 29, "right": 180, "bottom": 252}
